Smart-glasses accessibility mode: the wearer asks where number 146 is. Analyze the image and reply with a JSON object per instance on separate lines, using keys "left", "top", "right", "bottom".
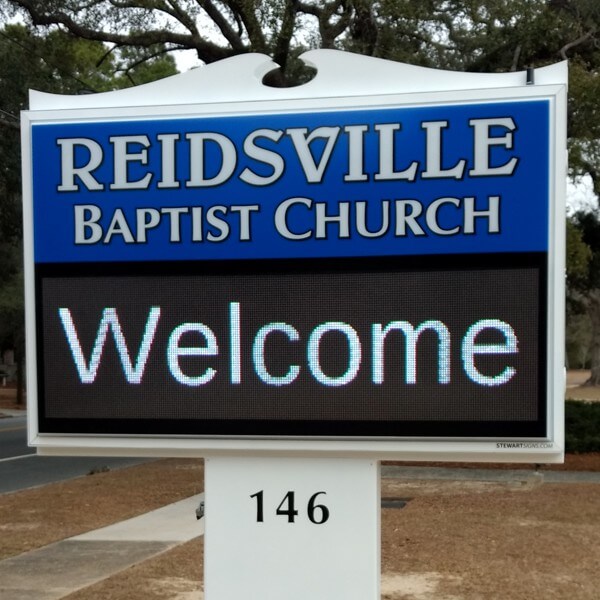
{"left": 250, "top": 490, "right": 330, "bottom": 524}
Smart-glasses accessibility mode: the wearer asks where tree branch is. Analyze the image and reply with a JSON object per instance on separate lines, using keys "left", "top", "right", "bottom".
{"left": 12, "top": 0, "right": 236, "bottom": 63}
{"left": 0, "top": 118, "right": 20, "bottom": 131}
{"left": 197, "top": 0, "right": 246, "bottom": 52}
{"left": 510, "top": 44, "right": 522, "bottom": 72}
{"left": 560, "top": 28, "right": 596, "bottom": 60}
{"left": 228, "top": 0, "right": 266, "bottom": 53}
{"left": 272, "top": 0, "right": 298, "bottom": 68}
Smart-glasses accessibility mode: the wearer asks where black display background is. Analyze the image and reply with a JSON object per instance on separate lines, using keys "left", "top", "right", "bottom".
{"left": 35, "top": 253, "right": 547, "bottom": 438}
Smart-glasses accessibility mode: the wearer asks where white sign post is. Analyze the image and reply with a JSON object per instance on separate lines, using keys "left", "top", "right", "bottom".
{"left": 205, "top": 457, "right": 379, "bottom": 599}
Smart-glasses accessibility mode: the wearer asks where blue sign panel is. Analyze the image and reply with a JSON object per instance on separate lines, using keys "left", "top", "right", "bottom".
{"left": 31, "top": 100, "right": 549, "bottom": 264}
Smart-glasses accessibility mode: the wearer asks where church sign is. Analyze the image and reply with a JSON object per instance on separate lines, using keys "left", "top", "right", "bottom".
{"left": 21, "top": 51, "right": 566, "bottom": 460}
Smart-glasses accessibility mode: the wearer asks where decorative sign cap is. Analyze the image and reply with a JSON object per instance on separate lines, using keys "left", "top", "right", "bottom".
{"left": 29, "top": 49, "right": 568, "bottom": 110}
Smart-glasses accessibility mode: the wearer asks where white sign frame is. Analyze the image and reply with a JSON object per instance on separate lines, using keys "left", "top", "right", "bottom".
{"left": 22, "top": 50, "right": 567, "bottom": 462}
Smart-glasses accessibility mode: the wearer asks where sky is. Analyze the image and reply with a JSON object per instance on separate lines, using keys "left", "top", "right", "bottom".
{"left": 567, "top": 175, "right": 597, "bottom": 215}
{"left": 174, "top": 49, "right": 201, "bottom": 72}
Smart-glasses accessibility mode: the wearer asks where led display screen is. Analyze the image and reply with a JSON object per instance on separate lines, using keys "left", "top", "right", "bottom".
{"left": 37, "top": 254, "right": 545, "bottom": 438}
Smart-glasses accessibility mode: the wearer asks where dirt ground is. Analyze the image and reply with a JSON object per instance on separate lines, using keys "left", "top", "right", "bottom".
{"left": 68, "top": 483, "right": 600, "bottom": 600}
{"left": 1, "top": 459, "right": 597, "bottom": 600}
{"left": 2, "top": 379, "right": 600, "bottom": 598}
{"left": 565, "top": 369, "right": 600, "bottom": 401}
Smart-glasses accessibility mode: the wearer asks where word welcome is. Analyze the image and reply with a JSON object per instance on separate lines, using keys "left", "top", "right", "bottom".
{"left": 58, "top": 303, "right": 519, "bottom": 388}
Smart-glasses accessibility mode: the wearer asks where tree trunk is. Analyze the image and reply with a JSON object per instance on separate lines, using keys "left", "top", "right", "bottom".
{"left": 585, "top": 290, "right": 600, "bottom": 385}
{"left": 15, "top": 349, "right": 24, "bottom": 406}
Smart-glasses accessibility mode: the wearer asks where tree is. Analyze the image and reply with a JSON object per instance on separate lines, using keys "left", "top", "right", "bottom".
{"left": 0, "top": 23, "right": 177, "bottom": 403}
{"left": 566, "top": 217, "right": 592, "bottom": 370}
{"left": 568, "top": 212, "right": 600, "bottom": 384}
{"left": 0, "top": 270, "right": 24, "bottom": 402}
{"left": 4, "top": 1, "right": 600, "bottom": 80}
{"left": 566, "top": 312, "right": 592, "bottom": 369}
{"left": 1, "top": 0, "right": 330, "bottom": 85}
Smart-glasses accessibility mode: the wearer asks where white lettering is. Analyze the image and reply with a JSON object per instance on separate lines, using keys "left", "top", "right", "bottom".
{"left": 206, "top": 205, "right": 229, "bottom": 241}
{"left": 315, "top": 201, "right": 350, "bottom": 239}
{"left": 240, "top": 129, "right": 285, "bottom": 185}
{"left": 104, "top": 208, "right": 135, "bottom": 243}
{"left": 74, "top": 205, "right": 103, "bottom": 244}
{"left": 59, "top": 307, "right": 160, "bottom": 384}
{"left": 274, "top": 197, "right": 313, "bottom": 240}
{"left": 136, "top": 208, "right": 160, "bottom": 243}
{"left": 307, "top": 322, "right": 362, "bottom": 387}
{"left": 374, "top": 124, "right": 418, "bottom": 181}
{"left": 356, "top": 200, "right": 390, "bottom": 238}
{"left": 167, "top": 322, "right": 218, "bottom": 386}
{"left": 426, "top": 197, "right": 461, "bottom": 236}
{"left": 343, "top": 124, "right": 369, "bottom": 182}
{"left": 462, "top": 319, "right": 518, "bottom": 386}
{"left": 109, "top": 135, "right": 152, "bottom": 190}
{"left": 186, "top": 132, "right": 236, "bottom": 187}
{"left": 230, "top": 205, "right": 260, "bottom": 241}
{"left": 395, "top": 200, "right": 426, "bottom": 236}
{"left": 160, "top": 207, "right": 189, "bottom": 242}
{"left": 463, "top": 196, "right": 501, "bottom": 234}
{"left": 253, "top": 323, "right": 300, "bottom": 385}
{"left": 421, "top": 121, "right": 466, "bottom": 179}
{"left": 286, "top": 126, "right": 340, "bottom": 183}
{"left": 57, "top": 138, "right": 104, "bottom": 191}
{"left": 469, "top": 117, "right": 518, "bottom": 176}
{"left": 156, "top": 133, "right": 180, "bottom": 189}
{"left": 372, "top": 320, "right": 451, "bottom": 384}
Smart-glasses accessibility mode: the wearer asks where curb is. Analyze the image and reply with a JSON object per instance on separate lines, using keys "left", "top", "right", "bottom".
{"left": 381, "top": 465, "right": 600, "bottom": 484}
{"left": 0, "top": 410, "right": 26, "bottom": 418}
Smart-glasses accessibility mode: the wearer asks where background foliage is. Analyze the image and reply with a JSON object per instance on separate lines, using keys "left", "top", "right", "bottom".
{"left": 565, "top": 400, "right": 600, "bottom": 452}
{"left": 2, "top": 1, "right": 600, "bottom": 395}
{"left": 0, "top": 22, "right": 176, "bottom": 402}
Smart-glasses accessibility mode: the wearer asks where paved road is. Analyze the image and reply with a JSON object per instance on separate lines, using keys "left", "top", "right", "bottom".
{"left": 0, "top": 416, "right": 34, "bottom": 460}
{"left": 0, "top": 415, "right": 149, "bottom": 494}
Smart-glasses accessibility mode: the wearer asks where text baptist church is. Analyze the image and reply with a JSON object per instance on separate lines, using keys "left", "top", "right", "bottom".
{"left": 54, "top": 117, "right": 516, "bottom": 245}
